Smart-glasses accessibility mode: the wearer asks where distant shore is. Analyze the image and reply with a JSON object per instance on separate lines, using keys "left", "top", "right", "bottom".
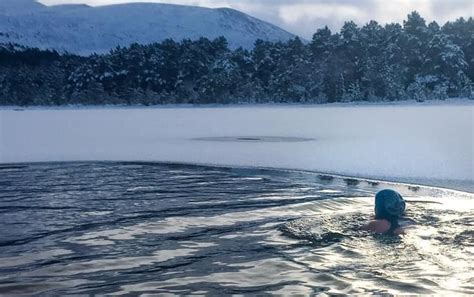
{"left": 1, "top": 98, "right": 473, "bottom": 111}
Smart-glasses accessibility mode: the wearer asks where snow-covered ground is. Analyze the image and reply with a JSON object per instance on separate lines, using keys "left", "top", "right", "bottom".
{"left": 1, "top": 103, "right": 473, "bottom": 192}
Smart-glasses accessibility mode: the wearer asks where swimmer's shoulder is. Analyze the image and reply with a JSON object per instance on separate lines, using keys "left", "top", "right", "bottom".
{"left": 363, "top": 219, "right": 390, "bottom": 233}
{"left": 363, "top": 219, "right": 405, "bottom": 235}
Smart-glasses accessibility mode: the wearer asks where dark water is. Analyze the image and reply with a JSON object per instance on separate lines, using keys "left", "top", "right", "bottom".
{"left": 0, "top": 162, "right": 472, "bottom": 295}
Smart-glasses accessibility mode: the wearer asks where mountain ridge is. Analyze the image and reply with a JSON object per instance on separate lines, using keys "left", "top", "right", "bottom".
{"left": 0, "top": 0, "right": 297, "bottom": 55}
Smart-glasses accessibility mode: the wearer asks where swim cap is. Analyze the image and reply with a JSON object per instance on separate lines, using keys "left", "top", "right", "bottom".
{"left": 374, "top": 189, "right": 406, "bottom": 219}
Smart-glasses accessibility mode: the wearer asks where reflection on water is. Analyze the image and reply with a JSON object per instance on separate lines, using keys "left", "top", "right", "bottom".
{"left": 0, "top": 162, "right": 472, "bottom": 295}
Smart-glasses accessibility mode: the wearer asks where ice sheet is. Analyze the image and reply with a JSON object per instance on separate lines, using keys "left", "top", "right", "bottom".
{"left": 1, "top": 104, "right": 473, "bottom": 191}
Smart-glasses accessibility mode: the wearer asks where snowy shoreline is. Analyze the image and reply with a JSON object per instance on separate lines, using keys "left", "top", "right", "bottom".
{"left": 0, "top": 98, "right": 473, "bottom": 111}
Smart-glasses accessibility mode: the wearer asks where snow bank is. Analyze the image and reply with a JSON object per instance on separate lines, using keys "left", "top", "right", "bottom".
{"left": 1, "top": 104, "right": 472, "bottom": 191}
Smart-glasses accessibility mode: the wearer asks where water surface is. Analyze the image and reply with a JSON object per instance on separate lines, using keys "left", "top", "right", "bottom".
{"left": 0, "top": 162, "right": 472, "bottom": 295}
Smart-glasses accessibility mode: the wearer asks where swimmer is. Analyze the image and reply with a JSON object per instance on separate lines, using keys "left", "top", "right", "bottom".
{"left": 363, "top": 189, "right": 406, "bottom": 235}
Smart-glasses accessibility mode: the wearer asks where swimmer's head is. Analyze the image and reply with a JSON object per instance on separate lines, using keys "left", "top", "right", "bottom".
{"left": 374, "top": 189, "right": 406, "bottom": 219}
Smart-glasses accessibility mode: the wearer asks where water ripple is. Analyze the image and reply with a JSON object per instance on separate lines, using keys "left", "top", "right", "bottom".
{"left": 0, "top": 162, "right": 472, "bottom": 295}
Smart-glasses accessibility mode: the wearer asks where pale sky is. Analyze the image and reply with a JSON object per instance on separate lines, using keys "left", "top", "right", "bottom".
{"left": 38, "top": 0, "right": 474, "bottom": 38}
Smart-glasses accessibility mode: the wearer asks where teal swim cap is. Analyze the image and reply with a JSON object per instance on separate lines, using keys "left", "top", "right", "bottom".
{"left": 374, "top": 189, "right": 406, "bottom": 219}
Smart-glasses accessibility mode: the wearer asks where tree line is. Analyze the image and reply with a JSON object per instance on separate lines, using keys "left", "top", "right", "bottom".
{"left": 0, "top": 11, "right": 472, "bottom": 106}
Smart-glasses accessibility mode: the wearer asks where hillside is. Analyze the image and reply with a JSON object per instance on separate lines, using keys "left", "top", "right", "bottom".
{"left": 0, "top": 0, "right": 296, "bottom": 55}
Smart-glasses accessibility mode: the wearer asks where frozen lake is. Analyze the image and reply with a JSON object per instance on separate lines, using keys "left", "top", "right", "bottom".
{"left": 0, "top": 103, "right": 473, "bottom": 192}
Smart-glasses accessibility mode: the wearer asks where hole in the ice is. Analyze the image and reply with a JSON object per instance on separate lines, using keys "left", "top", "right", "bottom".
{"left": 193, "top": 136, "right": 315, "bottom": 143}
{"left": 237, "top": 137, "right": 261, "bottom": 141}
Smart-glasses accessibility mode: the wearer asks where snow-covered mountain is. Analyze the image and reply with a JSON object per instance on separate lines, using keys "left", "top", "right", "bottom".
{"left": 0, "top": 0, "right": 297, "bottom": 55}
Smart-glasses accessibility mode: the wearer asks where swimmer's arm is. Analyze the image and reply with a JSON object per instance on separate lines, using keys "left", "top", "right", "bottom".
{"left": 363, "top": 220, "right": 408, "bottom": 235}
{"left": 362, "top": 220, "right": 391, "bottom": 234}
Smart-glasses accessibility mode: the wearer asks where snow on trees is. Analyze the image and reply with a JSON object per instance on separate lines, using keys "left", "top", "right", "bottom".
{"left": 0, "top": 12, "right": 473, "bottom": 106}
